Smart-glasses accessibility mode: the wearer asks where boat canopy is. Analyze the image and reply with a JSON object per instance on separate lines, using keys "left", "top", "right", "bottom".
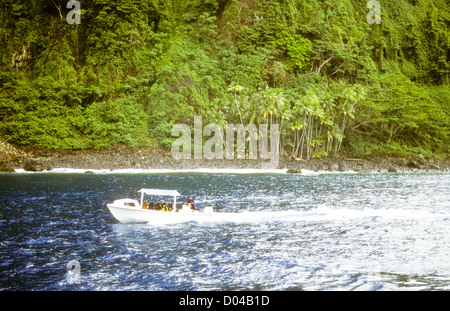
{"left": 138, "top": 189, "right": 180, "bottom": 209}
{"left": 138, "top": 189, "right": 181, "bottom": 197}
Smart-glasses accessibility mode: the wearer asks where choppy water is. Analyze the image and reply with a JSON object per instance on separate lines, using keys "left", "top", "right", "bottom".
{"left": 1, "top": 170, "right": 449, "bottom": 291}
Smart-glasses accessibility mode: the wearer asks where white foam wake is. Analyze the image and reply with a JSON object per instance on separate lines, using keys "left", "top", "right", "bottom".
{"left": 14, "top": 168, "right": 288, "bottom": 174}
{"left": 199, "top": 204, "right": 447, "bottom": 224}
{"left": 13, "top": 167, "right": 364, "bottom": 175}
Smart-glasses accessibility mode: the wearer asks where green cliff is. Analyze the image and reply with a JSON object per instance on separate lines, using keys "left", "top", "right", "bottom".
{"left": 1, "top": 0, "right": 448, "bottom": 158}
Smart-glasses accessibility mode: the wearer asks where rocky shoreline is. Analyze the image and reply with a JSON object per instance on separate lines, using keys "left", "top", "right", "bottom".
{"left": 1, "top": 141, "right": 449, "bottom": 174}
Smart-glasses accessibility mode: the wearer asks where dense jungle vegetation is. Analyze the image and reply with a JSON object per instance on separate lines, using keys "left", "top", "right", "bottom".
{"left": 0, "top": 0, "right": 449, "bottom": 159}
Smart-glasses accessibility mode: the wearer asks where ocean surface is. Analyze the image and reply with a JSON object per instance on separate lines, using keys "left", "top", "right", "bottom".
{"left": 1, "top": 169, "right": 449, "bottom": 291}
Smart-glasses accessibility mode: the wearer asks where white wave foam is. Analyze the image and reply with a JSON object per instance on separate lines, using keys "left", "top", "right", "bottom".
{"left": 299, "top": 169, "right": 359, "bottom": 176}
{"left": 14, "top": 167, "right": 289, "bottom": 174}
{"left": 198, "top": 204, "right": 447, "bottom": 225}
{"left": 13, "top": 167, "right": 363, "bottom": 175}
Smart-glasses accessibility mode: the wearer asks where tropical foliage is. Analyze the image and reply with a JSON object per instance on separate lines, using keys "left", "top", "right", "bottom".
{"left": 0, "top": 0, "right": 448, "bottom": 158}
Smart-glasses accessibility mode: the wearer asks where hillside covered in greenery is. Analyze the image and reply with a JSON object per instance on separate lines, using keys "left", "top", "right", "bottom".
{"left": 0, "top": 0, "right": 449, "bottom": 159}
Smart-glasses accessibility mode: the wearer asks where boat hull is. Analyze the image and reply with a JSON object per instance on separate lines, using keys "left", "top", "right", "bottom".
{"left": 107, "top": 204, "right": 213, "bottom": 225}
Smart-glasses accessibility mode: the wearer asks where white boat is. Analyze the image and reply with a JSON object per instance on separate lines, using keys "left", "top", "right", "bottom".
{"left": 107, "top": 189, "right": 214, "bottom": 225}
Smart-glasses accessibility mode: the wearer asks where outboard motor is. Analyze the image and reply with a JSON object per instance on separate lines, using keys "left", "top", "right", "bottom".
{"left": 181, "top": 204, "right": 192, "bottom": 213}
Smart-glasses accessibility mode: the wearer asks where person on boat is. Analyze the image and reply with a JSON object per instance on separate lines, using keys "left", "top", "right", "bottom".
{"left": 185, "top": 196, "right": 195, "bottom": 211}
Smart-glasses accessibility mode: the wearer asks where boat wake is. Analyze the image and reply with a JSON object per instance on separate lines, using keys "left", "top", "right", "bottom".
{"left": 182, "top": 204, "right": 447, "bottom": 225}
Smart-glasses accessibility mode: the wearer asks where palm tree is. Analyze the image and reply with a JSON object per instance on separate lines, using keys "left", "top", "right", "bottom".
{"left": 302, "top": 88, "right": 320, "bottom": 160}
{"left": 227, "top": 82, "right": 245, "bottom": 128}
{"left": 334, "top": 84, "right": 366, "bottom": 155}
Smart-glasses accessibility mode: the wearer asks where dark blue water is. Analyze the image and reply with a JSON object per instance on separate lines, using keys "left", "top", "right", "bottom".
{"left": 1, "top": 171, "right": 449, "bottom": 290}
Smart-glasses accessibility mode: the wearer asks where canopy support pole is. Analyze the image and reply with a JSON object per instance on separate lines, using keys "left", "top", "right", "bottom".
{"left": 140, "top": 191, "right": 144, "bottom": 208}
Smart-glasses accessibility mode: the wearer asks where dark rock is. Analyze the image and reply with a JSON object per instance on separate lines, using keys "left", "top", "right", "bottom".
{"left": 338, "top": 164, "right": 348, "bottom": 172}
{"left": 429, "top": 164, "right": 440, "bottom": 170}
{"left": 329, "top": 163, "right": 339, "bottom": 171}
{"left": 417, "top": 154, "right": 425, "bottom": 165}
{"left": 287, "top": 168, "right": 302, "bottom": 174}
{"left": 387, "top": 166, "right": 398, "bottom": 172}
{"left": 23, "top": 158, "right": 45, "bottom": 172}
{"left": 407, "top": 160, "right": 421, "bottom": 169}
{"left": 0, "top": 160, "right": 14, "bottom": 173}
